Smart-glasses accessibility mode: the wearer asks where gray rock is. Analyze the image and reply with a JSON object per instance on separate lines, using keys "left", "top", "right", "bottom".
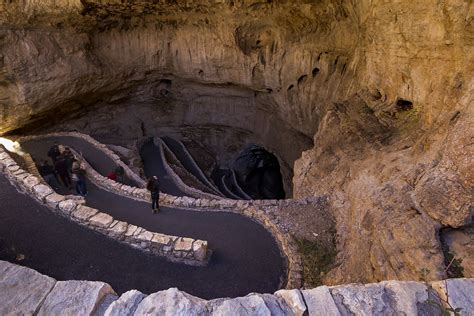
{"left": 134, "top": 288, "right": 208, "bottom": 315}
{"left": 33, "top": 184, "right": 54, "bottom": 200}
{"left": 302, "top": 285, "right": 341, "bottom": 316}
{"left": 275, "top": 289, "right": 307, "bottom": 316}
{"left": 58, "top": 199, "right": 77, "bottom": 213}
{"left": 209, "top": 293, "right": 291, "bottom": 316}
{"left": 23, "top": 175, "right": 40, "bottom": 190}
{"left": 0, "top": 261, "right": 56, "bottom": 315}
{"left": 104, "top": 290, "right": 146, "bottom": 316}
{"left": 330, "top": 283, "right": 396, "bottom": 316}
{"left": 383, "top": 281, "right": 435, "bottom": 315}
{"left": 109, "top": 221, "right": 129, "bottom": 238}
{"left": 432, "top": 279, "right": 474, "bottom": 316}
{"left": 73, "top": 205, "right": 99, "bottom": 221}
{"left": 136, "top": 230, "right": 154, "bottom": 242}
{"left": 192, "top": 240, "right": 208, "bottom": 261}
{"left": 38, "top": 280, "right": 116, "bottom": 316}
{"left": 45, "top": 192, "right": 66, "bottom": 209}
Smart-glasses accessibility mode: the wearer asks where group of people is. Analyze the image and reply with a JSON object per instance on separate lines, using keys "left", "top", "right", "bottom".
{"left": 38, "top": 143, "right": 88, "bottom": 196}
{"left": 39, "top": 142, "right": 162, "bottom": 213}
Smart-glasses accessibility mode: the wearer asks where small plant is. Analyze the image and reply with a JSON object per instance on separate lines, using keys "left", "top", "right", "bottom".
{"left": 426, "top": 257, "right": 465, "bottom": 316}
{"left": 444, "top": 252, "right": 464, "bottom": 278}
{"left": 294, "top": 237, "right": 337, "bottom": 287}
{"left": 420, "top": 267, "right": 431, "bottom": 281}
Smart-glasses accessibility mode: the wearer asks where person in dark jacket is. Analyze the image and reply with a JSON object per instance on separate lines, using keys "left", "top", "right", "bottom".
{"left": 63, "top": 147, "right": 75, "bottom": 175}
{"left": 146, "top": 176, "right": 160, "bottom": 214}
{"left": 38, "top": 160, "right": 59, "bottom": 190}
{"left": 47, "top": 143, "right": 61, "bottom": 164}
{"left": 54, "top": 155, "right": 71, "bottom": 188}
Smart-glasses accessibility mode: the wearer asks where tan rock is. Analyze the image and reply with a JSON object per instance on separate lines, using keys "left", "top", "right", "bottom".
{"left": 431, "top": 279, "right": 474, "bottom": 315}
{"left": 45, "top": 193, "right": 66, "bottom": 209}
{"left": 72, "top": 205, "right": 99, "bottom": 221}
{"left": 88, "top": 212, "right": 114, "bottom": 229}
{"left": 192, "top": 240, "right": 208, "bottom": 261}
{"left": 151, "top": 233, "right": 172, "bottom": 246}
{"left": 174, "top": 237, "right": 194, "bottom": 252}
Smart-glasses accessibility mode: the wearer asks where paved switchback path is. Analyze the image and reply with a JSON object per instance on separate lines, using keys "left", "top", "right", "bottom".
{"left": 18, "top": 136, "right": 285, "bottom": 299}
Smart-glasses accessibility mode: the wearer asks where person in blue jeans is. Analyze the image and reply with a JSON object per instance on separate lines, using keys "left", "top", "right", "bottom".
{"left": 146, "top": 176, "right": 160, "bottom": 214}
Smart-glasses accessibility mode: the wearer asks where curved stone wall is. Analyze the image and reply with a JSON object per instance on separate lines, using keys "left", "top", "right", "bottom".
{"left": 0, "top": 145, "right": 209, "bottom": 266}
{"left": 15, "top": 131, "right": 303, "bottom": 288}
{"left": 1, "top": 260, "right": 473, "bottom": 316}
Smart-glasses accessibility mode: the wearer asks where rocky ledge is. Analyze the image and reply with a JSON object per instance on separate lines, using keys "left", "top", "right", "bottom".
{"left": 1, "top": 260, "right": 473, "bottom": 316}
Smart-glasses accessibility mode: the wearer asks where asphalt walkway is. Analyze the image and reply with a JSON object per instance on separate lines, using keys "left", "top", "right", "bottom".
{"left": 11, "top": 136, "right": 285, "bottom": 298}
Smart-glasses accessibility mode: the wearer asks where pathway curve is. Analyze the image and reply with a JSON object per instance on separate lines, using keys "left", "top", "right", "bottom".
{"left": 17, "top": 136, "right": 285, "bottom": 298}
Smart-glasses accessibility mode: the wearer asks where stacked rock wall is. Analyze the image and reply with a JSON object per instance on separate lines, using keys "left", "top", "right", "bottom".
{"left": 1, "top": 260, "right": 473, "bottom": 316}
{"left": 0, "top": 144, "right": 209, "bottom": 266}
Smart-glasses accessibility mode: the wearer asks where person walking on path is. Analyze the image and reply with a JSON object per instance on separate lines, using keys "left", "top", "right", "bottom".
{"left": 72, "top": 159, "right": 88, "bottom": 197}
{"left": 146, "top": 176, "right": 161, "bottom": 214}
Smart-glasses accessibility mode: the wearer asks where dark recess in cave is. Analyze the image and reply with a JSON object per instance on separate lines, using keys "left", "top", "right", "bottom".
{"left": 395, "top": 98, "right": 413, "bottom": 111}
{"left": 232, "top": 144, "right": 286, "bottom": 200}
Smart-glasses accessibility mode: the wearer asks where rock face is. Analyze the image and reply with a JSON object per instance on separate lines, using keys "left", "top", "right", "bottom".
{"left": 0, "top": 0, "right": 473, "bottom": 285}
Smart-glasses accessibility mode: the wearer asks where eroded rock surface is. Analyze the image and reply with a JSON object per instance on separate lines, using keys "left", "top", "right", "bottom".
{"left": 1, "top": 260, "right": 474, "bottom": 316}
{"left": 0, "top": 0, "right": 472, "bottom": 285}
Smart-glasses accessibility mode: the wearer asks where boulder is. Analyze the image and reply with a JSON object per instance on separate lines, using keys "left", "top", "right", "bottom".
{"left": 105, "top": 290, "right": 146, "bottom": 316}
{"left": 209, "top": 293, "right": 292, "bottom": 315}
{"left": 274, "top": 289, "right": 306, "bottom": 316}
{"left": 302, "top": 286, "right": 341, "bottom": 316}
{"left": 38, "top": 280, "right": 116, "bottom": 316}
{"left": 134, "top": 288, "right": 208, "bottom": 315}
{"left": 0, "top": 260, "right": 56, "bottom": 315}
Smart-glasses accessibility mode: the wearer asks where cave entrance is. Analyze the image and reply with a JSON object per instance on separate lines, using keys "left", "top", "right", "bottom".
{"left": 210, "top": 144, "right": 286, "bottom": 200}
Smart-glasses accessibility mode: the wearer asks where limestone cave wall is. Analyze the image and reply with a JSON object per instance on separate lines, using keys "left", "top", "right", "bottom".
{"left": 0, "top": 0, "right": 472, "bottom": 285}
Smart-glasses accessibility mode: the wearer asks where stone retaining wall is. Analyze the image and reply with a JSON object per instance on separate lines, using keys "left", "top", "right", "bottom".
{"left": 155, "top": 137, "right": 224, "bottom": 200}
{"left": 15, "top": 132, "right": 303, "bottom": 288}
{"left": 1, "top": 260, "right": 473, "bottom": 316}
{"left": 0, "top": 145, "right": 209, "bottom": 266}
{"left": 166, "top": 136, "right": 225, "bottom": 196}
